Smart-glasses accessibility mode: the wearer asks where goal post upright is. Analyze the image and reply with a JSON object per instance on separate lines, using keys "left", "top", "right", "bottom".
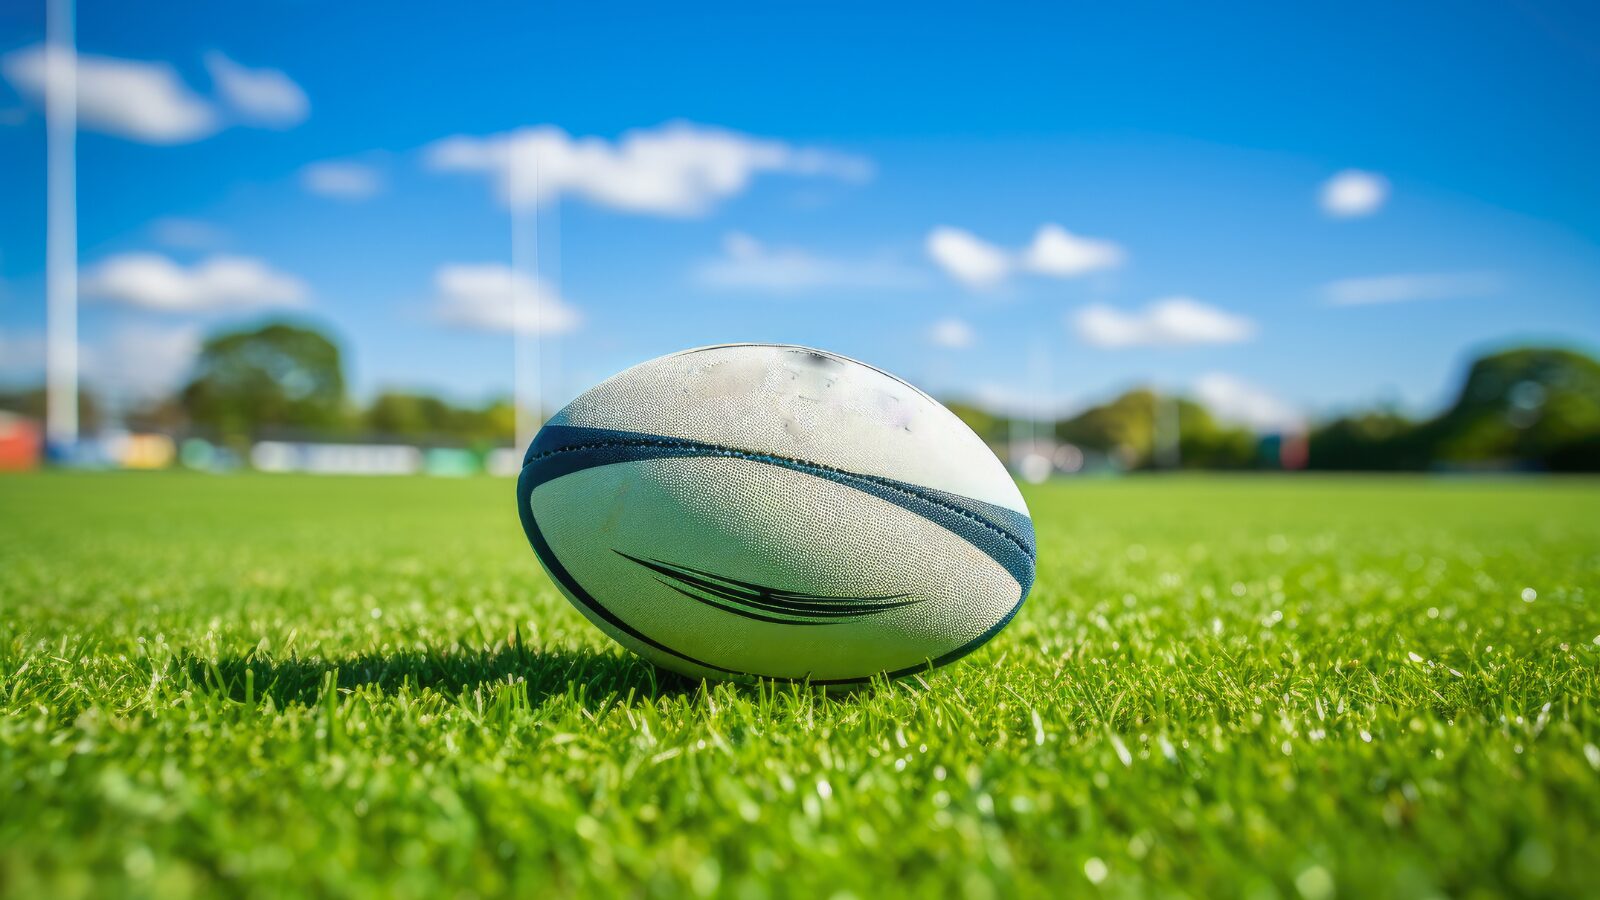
{"left": 44, "top": 0, "right": 79, "bottom": 450}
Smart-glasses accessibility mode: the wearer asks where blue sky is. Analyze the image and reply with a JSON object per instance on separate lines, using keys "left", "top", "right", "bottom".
{"left": 1, "top": 0, "right": 1597, "bottom": 429}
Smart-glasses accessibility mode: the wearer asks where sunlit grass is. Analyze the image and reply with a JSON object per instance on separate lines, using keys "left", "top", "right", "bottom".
{"left": 2, "top": 473, "right": 1597, "bottom": 898}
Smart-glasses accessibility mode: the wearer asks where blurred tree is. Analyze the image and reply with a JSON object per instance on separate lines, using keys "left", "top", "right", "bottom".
{"left": 1307, "top": 412, "right": 1423, "bottom": 470}
{"left": 1176, "top": 401, "right": 1256, "bottom": 469}
{"left": 0, "top": 386, "right": 102, "bottom": 431}
{"left": 1548, "top": 433, "right": 1600, "bottom": 472}
{"left": 124, "top": 396, "right": 188, "bottom": 435}
{"left": 366, "top": 391, "right": 516, "bottom": 444}
{"left": 180, "top": 322, "right": 347, "bottom": 439}
{"left": 1055, "top": 388, "right": 1255, "bottom": 469}
{"left": 477, "top": 399, "right": 517, "bottom": 443}
{"left": 943, "top": 400, "right": 1007, "bottom": 447}
{"left": 1307, "top": 347, "right": 1600, "bottom": 471}
{"left": 1425, "top": 347, "right": 1600, "bottom": 470}
{"left": 1056, "top": 388, "right": 1159, "bottom": 464}
{"left": 367, "top": 391, "right": 454, "bottom": 437}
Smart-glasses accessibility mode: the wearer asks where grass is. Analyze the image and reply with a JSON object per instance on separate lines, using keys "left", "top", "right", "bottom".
{"left": 1, "top": 472, "right": 1597, "bottom": 899}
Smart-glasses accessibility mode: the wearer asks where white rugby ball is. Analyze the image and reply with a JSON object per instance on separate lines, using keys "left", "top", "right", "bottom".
{"left": 517, "top": 343, "right": 1035, "bottom": 684}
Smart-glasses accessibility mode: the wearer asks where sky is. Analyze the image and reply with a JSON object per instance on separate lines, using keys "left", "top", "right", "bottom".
{"left": 1, "top": 0, "right": 1597, "bottom": 431}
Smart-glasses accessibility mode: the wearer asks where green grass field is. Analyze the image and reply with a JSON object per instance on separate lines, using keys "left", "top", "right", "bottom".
{"left": 2, "top": 473, "right": 1597, "bottom": 898}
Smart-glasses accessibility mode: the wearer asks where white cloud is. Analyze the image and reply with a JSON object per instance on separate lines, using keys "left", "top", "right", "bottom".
{"left": 2, "top": 46, "right": 308, "bottom": 143}
{"left": 1021, "top": 224, "right": 1126, "bottom": 277}
{"left": 1193, "top": 373, "right": 1304, "bottom": 433}
{"left": 148, "top": 217, "right": 227, "bottom": 249}
{"left": 82, "top": 253, "right": 309, "bottom": 312}
{"left": 0, "top": 325, "right": 200, "bottom": 400}
{"left": 1322, "top": 271, "right": 1500, "bottom": 306}
{"left": 2, "top": 45, "right": 216, "bottom": 143}
{"left": 424, "top": 121, "right": 871, "bottom": 216}
{"left": 204, "top": 52, "right": 308, "bottom": 128}
{"left": 1073, "top": 296, "right": 1256, "bottom": 348}
{"left": 694, "top": 232, "right": 924, "bottom": 292}
{"left": 84, "top": 323, "right": 202, "bottom": 400}
{"left": 928, "top": 317, "right": 975, "bottom": 349}
{"left": 432, "top": 264, "right": 579, "bottom": 335}
{"left": 926, "top": 227, "right": 1010, "bottom": 290}
{"left": 301, "top": 161, "right": 383, "bottom": 200}
{"left": 928, "top": 223, "right": 1125, "bottom": 289}
{"left": 1319, "top": 169, "right": 1389, "bottom": 218}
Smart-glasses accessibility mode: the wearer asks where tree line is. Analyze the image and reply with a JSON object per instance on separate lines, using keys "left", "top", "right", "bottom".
{"left": 1, "top": 322, "right": 516, "bottom": 447}
{"left": 945, "top": 349, "right": 1600, "bottom": 472}
{"left": 3, "top": 320, "right": 1597, "bottom": 470}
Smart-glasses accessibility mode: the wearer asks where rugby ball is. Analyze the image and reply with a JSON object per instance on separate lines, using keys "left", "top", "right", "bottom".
{"left": 516, "top": 343, "right": 1035, "bottom": 684}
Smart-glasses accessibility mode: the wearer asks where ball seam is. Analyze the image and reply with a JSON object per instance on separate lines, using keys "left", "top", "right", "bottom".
{"left": 523, "top": 437, "right": 1033, "bottom": 559}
